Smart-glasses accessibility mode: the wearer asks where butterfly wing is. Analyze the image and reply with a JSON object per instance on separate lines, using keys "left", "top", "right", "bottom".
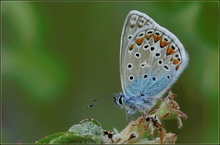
{"left": 120, "top": 10, "right": 157, "bottom": 81}
{"left": 120, "top": 10, "right": 189, "bottom": 99}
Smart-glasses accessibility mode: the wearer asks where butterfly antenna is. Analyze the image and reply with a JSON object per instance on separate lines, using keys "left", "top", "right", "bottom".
{"left": 87, "top": 94, "right": 115, "bottom": 108}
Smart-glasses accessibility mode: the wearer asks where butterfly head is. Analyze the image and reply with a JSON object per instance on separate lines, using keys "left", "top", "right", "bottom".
{"left": 114, "top": 92, "right": 140, "bottom": 115}
{"left": 113, "top": 92, "right": 125, "bottom": 109}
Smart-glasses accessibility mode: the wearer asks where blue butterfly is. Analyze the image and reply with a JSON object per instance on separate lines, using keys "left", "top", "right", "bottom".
{"left": 114, "top": 10, "right": 189, "bottom": 115}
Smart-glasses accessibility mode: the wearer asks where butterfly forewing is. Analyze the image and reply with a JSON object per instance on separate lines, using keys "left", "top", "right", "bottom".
{"left": 120, "top": 10, "right": 157, "bottom": 95}
{"left": 120, "top": 10, "right": 189, "bottom": 99}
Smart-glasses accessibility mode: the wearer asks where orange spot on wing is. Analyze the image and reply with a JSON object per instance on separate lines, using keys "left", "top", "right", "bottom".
{"left": 138, "top": 24, "right": 143, "bottom": 28}
{"left": 176, "top": 65, "right": 179, "bottom": 70}
{"left": 129, "top": 43, "right": 134, "bottom": 50}
{"left": 154, "top": 35, "right": 161, "bottom": 42}
{"left": 173, "top": 59, "right": 180, "bottom": 65}
{"left": 130, "top": 24, "right": 135, "bottom": 28}
{"left": 170, "top": 57, "right": 174, "bottom": 61}
{"left": 167, "top": 46, "right": 175, "bottom": 55}
{"left": 136, "top": 37, "right": 144, "bottom": 45}
{"left": 146, "top": 34, "right": 153, "bottom": 40}
{"left": 160, "top": 40, "right": 169, "bottom": 48}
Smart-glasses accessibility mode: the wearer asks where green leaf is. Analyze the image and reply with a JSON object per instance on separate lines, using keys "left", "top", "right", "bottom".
{"left": 36, "top": 118, "right": 103, "bottom": 144}
{"left": 36, "top": 132, "right": 100, "bottom": 144}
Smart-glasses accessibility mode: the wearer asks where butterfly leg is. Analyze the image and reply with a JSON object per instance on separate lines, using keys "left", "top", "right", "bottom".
{"left": 125, "top": 109, "right": 139, "bottom": 126}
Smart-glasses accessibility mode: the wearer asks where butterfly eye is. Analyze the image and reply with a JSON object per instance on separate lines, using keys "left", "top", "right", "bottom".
{"left": 119, "top": 95, "right": 123, "bottom": 104}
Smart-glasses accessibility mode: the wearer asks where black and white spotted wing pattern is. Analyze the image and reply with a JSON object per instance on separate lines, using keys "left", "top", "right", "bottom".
{"left": 120, "top": 11, "right": 157, "bottom": 81}
{"left": 120, "top": 10, "right": 189, "bottom": 103}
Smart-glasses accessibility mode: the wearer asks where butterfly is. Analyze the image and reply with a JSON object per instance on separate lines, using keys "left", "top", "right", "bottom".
{"left": 114, "top": 10, "right": 189, "bottom": 115}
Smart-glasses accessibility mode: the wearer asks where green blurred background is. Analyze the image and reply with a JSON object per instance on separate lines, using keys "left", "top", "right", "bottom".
{"left": 2, "top": 1, "right": 219, "bottom": 144}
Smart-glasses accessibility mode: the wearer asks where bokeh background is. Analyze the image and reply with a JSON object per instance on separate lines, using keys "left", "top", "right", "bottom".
{"left": 1, "top": 1, "right": 219, "bottom": 144}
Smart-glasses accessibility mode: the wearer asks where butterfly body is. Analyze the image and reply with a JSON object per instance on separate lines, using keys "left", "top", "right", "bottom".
{"left": 114, "top": 10, "right": 189, "bottom": 114}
